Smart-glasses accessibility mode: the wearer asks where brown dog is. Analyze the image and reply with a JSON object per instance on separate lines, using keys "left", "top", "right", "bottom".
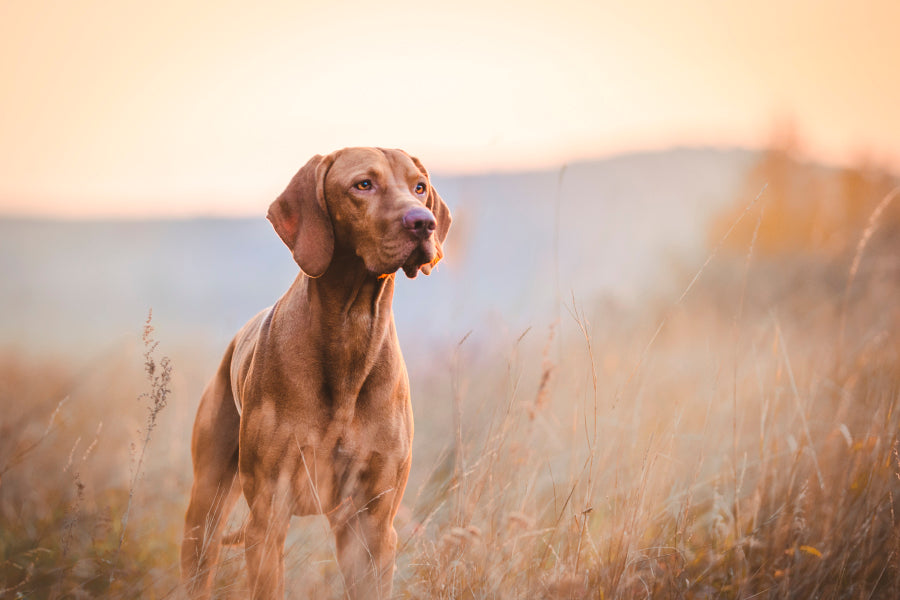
{"left": 181, "top": 148, "right": 451, "bottom": 599}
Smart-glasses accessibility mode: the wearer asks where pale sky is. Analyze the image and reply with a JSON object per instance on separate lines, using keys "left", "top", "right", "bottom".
{"left": 1, "top": 0, "right": 898, "bottom": 217}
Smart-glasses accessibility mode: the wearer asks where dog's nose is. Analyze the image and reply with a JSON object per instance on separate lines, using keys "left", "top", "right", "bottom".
{"left": 402, "top": 206, "right": 436, "bottom": 239}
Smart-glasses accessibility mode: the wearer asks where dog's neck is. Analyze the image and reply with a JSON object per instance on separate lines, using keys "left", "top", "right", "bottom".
{"left": 305, "top": 253, "right": 394, "bottom": 322}
{"left": 276, "top": 250, "right": 397, "bottom": 374}
{"left": 272, "top": 252, "right": 399, "bottom": 424}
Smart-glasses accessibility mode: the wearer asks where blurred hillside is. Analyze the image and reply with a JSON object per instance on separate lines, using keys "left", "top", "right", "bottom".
{"left": 712, "top": 132, "right": 899, "bottom": 258}
{"left": 0, "top": 147, "right": 754, "bottom": 366}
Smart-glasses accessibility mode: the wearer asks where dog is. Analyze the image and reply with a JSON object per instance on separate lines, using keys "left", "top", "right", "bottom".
{"left": 181, "top": 147, "right": 451, "bottom": 599}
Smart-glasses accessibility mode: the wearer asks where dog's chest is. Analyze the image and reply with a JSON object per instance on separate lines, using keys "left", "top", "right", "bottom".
{"left": 289, "top": 435, "right": 404, "bottom": 517}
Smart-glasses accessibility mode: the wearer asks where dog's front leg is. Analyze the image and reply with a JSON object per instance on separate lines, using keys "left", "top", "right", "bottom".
{"left": 330, "top": 508, "right": 398, "bottom": 600}
{"left": 243, "top": 475, "right": 293, "bottom": 600}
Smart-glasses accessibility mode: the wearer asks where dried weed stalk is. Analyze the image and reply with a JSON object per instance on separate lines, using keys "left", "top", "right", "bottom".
{"left": 110, "top": 309, "right": 172, "bottom": 582}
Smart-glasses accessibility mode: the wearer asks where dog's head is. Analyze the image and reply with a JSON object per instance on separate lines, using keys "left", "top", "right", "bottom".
{"left": 267, "top": 147, "right": 451, "bottom": 279}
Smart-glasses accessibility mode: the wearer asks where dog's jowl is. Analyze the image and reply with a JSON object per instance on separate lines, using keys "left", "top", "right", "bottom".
{"left": 181, "top": 148, "right": 451, "bottom": 600}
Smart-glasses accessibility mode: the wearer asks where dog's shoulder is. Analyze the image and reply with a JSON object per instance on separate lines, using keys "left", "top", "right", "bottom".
{"left": 229, "top": 305, "right": 275, "bottom": 412}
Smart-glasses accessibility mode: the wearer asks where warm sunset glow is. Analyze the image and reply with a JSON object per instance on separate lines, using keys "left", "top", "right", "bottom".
{"left": 1, "top": 0, "right": 898, "bottom": 217}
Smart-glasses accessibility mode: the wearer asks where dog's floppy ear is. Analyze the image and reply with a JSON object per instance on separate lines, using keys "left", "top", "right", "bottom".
{"left": 267, "top": 153, "right": 335, "bottom": 278}
{"left": 408, "top": 154, "right": 452, "bottom": 275}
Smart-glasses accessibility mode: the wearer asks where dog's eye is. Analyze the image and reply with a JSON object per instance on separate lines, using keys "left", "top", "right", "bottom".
{"left": 354, "top": 180, "right": 373, "bottom": 191}
{"left": 414, "top": 182, "right": 427, "bottom": 195}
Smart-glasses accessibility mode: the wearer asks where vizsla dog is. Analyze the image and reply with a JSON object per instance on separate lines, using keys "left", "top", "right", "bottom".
{"left": 181, "top": 148, "right": 451, "bottom": 599}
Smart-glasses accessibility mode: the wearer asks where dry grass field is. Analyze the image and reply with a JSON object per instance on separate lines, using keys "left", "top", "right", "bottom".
{"left": 3, "top": 150, "right": 900, "bottom": 598}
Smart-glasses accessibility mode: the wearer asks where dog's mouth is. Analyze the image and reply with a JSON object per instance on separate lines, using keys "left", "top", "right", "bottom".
{"left": 400, "top": 248, "right": 432, "bottom": 278}
{"left": 364, "top": 231, "right": 440, "bottom": 279}
{"left": 399, "top": 238, "right": 439, "bottom": 279}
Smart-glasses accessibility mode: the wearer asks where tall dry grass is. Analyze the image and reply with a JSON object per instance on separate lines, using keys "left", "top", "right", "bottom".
{"left": 391, "top": 183, "right": 900, "bottom": 599}
{"left": 0, "top": 312, "right": 183, "bottom": 598}
{"left": 3, "top": 180, "right": 900, "bottom": 598}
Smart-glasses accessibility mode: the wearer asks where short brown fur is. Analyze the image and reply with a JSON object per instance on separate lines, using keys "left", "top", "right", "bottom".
{"left": 181, "top": 148, "right": 451, "bottom": 599}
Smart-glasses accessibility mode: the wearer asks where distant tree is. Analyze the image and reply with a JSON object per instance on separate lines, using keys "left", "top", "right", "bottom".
{"left": 711, "top": 129, "right": 897, "bottom": 259}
